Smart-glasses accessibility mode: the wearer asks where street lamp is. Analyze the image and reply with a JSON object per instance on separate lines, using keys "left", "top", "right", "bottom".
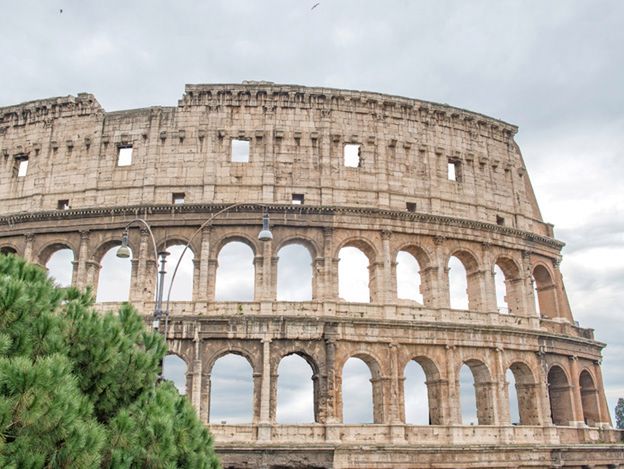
{"left": 115, "top": 204, "right": 273, "bottom": 379}
{"left": 162, "top": 203, "right": 273, "bottom": 337}
{"left": 115, "top": 221, "right": 169, "bottom": 336}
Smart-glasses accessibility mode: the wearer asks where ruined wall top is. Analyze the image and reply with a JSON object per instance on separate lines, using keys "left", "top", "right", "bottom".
{"left": 0, "top": 83, "right": 549, "bottom": 238}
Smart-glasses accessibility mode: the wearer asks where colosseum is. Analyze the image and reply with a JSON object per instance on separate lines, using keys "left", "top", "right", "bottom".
{"left": 0, "top": 82, "right": 622, "bottom": 468}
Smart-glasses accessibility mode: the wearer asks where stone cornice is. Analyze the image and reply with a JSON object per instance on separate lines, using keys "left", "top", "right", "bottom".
{"left": 0, "top": 203, "right": 564, "bottom": 250}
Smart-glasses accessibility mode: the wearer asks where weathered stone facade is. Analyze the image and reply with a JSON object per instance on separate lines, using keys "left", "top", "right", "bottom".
{"left": 0, "top": 83, "right": 622, "bottom": 468}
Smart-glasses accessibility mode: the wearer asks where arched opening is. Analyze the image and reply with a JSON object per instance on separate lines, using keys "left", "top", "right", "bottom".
{"left": 579, "top": 370, "right": 600, "bottom": 426}
{"left": 507, "top": 362, "right": 540, "bottom": 425}
{"left": 276, "top": 243, "right": 313, "bottom": 301}
{"left": 215, "top": 241, "right": 255, "bottom": 301}
{"left": 506, "top": 369, "right": 519, "bottom": 424}
{"left": 161, "top": 244, "right": 194, "bottom": 301}
{"left": 96, "top": 245, "right": 132, "bottom": 302}
{"left": 533, "top": 265, "right": 557, "bottom": 318}
{"left": 163, "top": 354, "right": 188, "bottom": 395}
{"left": 404, "top": 361, "right": 429, "bottom": 424}
{"left": 494, "top": 265, "right": 508, "bottom": 314}
{"left": 276, "top": 354, "right": 316, "bottom": 423}
{"left": 448, "top": 256, "right": 469, "bottom": 310}
{"left": 396, "top": 251, "right": 423, "bottom": 304}
{"left": 459, "top": 360, "right": 494, "bottom": 425}
{"left": 547, "top": 365, "right": 574, "bottom": 426}
{"left": 338, "top": 246, "right": 370, "bottom": 303}
{"left": 210, "top": 353, "right": 254, "bottom": 423}
{"left": 45, "top": 248, "right": 75, "bottom": 288}
{"left": 341, "top": 356, "right": 380, "bottom": 423}
{"left": 0, "top": 246, "right": 17, "bottom": 255}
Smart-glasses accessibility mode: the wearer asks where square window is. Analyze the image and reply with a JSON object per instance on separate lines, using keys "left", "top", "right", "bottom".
{"left": 448, "top": 160, "right": 461, "bottom": 182}
{"left": 16, "top": 157, "right": 28, "bottom": 177}
{"left": 172, "top": 192, "right": 185, "bottom": 205}
{"left": 406, "top": 202, "right": 417, "bottom": 212}
{"left": 231, "top": 139, "right": 250, "bottom": 162}
{"left": 496, "top": 215, "right": 505, "bottom": 226}
{"left": 292, "top": 193, "right": 304, "bottom": 205}
{"left": 57, "top": 199, "right": 70, "bottom": 210}
{"left": 344, "top": 143, "right": 361, "bottom": 168}
{"left": 117, "top": 146, "right": 133, "bottom": 166}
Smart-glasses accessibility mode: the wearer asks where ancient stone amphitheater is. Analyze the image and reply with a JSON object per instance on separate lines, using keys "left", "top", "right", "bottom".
{"left": 0, "top": 83, "right": 622, "bottom": 468}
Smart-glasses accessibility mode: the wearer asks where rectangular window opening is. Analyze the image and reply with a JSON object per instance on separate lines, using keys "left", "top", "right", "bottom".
{"left": 172, "top": 192, "right": 185, "bottom": 205}
{"left": 406, "top": 202, "right": 417, "bottom": 212}
{"left": 292, "top": 193, "right": 304, "bottom": 205}
{"left": 344, "top": 143, "right": 361, "bottom": 168}
{"left": 57, "top": 199, "right": 70, "bottom": 210}
{"left": 231, "top": 139, "right": 250, "bottom": 162}
{"left": 496, "top": 215, "right": 505, "bottom": 226}
{"left": 16, "top": 157, "right": 29, "bottom": 177}
{"left": 117, "top": 146, "right": 133, "bottom": 166}
{"left": 448, "top": 160, "right": 461, "bottom": 181}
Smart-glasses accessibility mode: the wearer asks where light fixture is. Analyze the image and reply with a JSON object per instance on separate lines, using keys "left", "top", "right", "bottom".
{"left": 258, "top": 212, "right": 273, "bottom": 241}
{"left": 116, "top": 231, "right": 131, "bottom": 258}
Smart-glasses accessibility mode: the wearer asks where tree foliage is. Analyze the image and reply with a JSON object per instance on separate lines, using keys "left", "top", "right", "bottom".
{"left": 616, "top": 397, "right": 624, "bottom": 430}
{"left": 0, "top": 254, "right": 220, "bottom": 468}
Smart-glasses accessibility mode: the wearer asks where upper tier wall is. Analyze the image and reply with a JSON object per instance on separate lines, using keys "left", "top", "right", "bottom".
{"left": 0, "top": 83, "right": 549, "bottom": 236}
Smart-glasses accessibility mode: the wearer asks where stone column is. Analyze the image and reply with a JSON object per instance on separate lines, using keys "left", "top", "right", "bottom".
{"left": 201, "top": 370, "right": 211, "bottom": 424}
{"left": 481, "top": 243, "right": 498, "bottom": 312}
{"left": 74, "top": 230, "right": 90, "bottom": 289}
{"left": 85, "top": 260, "right": 101, "bottom": 290}
{"left": 323, "top": 228, "right": 338, "bottom": 300}
{"left": 466, "top": 269, "right": 489, "bottom": 313}
{"left": 131, "top": 229, "right": 153, "bottom": 304}
{"left": 568, "top": 355, "right": 585, "bottom": 426}
{"left": 381, "top": 230, "right": 395, "bottom": 304}
{"left": 261, "top": 240, "right": 274, "bottom": 300}
{"left": 521, "top": 250, "right": 538, "bottom": 317}
{"left": 312, "top": 257, "right": 323, "bottom": 300}
{"left": 196, "top": 227, "right": 212, "bottom": 302}
{"left": 23, "top": 233, "right": 35, "bottom": 263}
{"left": 253, "top": 255, "right": 264, "bottom": 301}
{"left": 445, "top": 345, "right": 460, "bottom": 424}
{"left": 324, "top": 335, "right": 338, "bottom": 422}
{"left": 206, "top": 259, "right": 218, "bottom": 301}
{"left": 388, "top": 343, "right": 401, "bottom": 423}
{"left": 190, "top": 359, "right": 202, "bottom": 418}
{"left": 258, "top": 338, "right": 272, "bottom": 441}
{"left": 495, "top": 348, "right": 511, "bottom": 425}
{"left": 433, "top": 237, "right": 450, "bottom": 309}
{"left": 592, "top": 361, "right": 612, "bottom": 427}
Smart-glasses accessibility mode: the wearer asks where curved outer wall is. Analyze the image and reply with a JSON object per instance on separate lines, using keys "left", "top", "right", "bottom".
{"left": 0, "top": 83, "right": 622, "bottom": 468}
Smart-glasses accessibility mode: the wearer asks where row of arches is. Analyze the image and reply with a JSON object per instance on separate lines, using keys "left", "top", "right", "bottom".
{"left": 161, "top": 350, "right": 603, "bottom": 428}
{"left": 22, "top": 240, "right": 560, "bottom": 318}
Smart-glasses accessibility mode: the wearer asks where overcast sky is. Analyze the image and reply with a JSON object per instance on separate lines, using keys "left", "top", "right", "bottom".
{"left": 6, "top": 0, "right": 623, "bottom": 424}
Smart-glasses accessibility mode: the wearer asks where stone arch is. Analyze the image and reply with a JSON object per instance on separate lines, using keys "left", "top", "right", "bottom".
{"left": 275, "top": 351, "right": 319, "bottom": 423}
{"left": 447, "top": 249, "right": 482, "bottom": 310}
{"left": 276, "top": 240, "right": 314, "bottom": 301}
{"left": 207, "top": 348, "right": 258, "bottom": 374}
{"left": 276, "top": 236, "right": 319, "bottom": 260}
{"left": 215, "top": 238, "right": 256, "bottom": 301}
{"left": 493, "top": 256, "right": 521, "bottom": 314}
{"left": 459, "top": 358, "right": 495, "bottom": 425}
{"left": 547, "top": 364, "right": 574, "bottom": 426}
{"left": 579, "top": 369, "right": 600, "bottom": 426}
{"left": 158, "top": 242, "right": 195, "bottom": 302}
{"left": 163, "top": 352, "right": 189, "bottom": 395}
{"left": 532, "top": 263, "right": 558, "bottom": 318}
{"left": 213, "top": 233, "right": 258, "bottom": 258}
{"left": 396, "top": 244, "right": 431, "bottom": 304}
{"left": 0, "top": 245, "right": 18, "bottom": 255}
{"left": 209, "top": 352, "right": 255, "bottom": 424}
{"left": 43, "top": 245, "right": 76, "bottom": 288}
{"left": 402, "top": 356, "right": 443, "bottom": 425}
{"left": 94, "top": 239, "right": 133, "bottom": 303}
{"left": 337, "top": 238, "right": 377, "bottom": 303}
{"left": 507, "top": 361, "right": 540, "bottom": 425}
{"left": 339, "top": 352, "right": 384, "bottom": 424}
{"left": 37, "top": 240, "right": 78, "bottom": 266}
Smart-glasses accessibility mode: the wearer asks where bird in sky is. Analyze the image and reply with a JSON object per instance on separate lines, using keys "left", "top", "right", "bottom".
{"left": 311, "top": 3, "right": 320, "bottom": 10}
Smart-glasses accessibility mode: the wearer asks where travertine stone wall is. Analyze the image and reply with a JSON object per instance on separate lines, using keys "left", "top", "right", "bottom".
{"left": 0, "top": 84, "right": 621, "bottom": 469}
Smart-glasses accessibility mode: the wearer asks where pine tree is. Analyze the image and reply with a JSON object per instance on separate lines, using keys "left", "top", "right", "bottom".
{"left": 616, "top": 397, "right": 624, "bottom": 430}
{"left": 0, "top": 254, "right": 220, "bottom": 468}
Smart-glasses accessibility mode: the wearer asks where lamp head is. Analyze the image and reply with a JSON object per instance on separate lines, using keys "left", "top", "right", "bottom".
{"left": 258, "top": 212, "right": 273, "bottom": 241}
{"left": 116, "top": 231, "right": 131, "bottom": 258}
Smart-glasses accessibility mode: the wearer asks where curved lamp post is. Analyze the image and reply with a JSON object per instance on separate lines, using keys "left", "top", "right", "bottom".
{"left": 162, "top": 203, "right": 272, "bottom": 337}
{"left": 115, "top": 204, "right": 273, "bottom": 378}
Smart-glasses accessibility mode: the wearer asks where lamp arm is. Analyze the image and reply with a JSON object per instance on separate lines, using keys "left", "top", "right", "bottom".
{"left": 122, "top": 218, "right": 159, "bottom": 262}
